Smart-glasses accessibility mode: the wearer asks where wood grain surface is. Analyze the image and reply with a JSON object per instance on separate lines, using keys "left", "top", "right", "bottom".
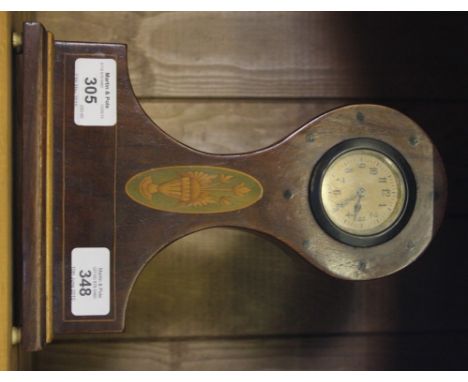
{"left": 49, "top": 45, "right": 446, "bottom": 335}
{"left": 21, "top": 11, "right": 468, "bottom": 370}
{"left": 0, "top": 11, "right": 14, "bottom": 371}
{"left": 36, "top": 12, "right": 468, "bottom": 99}
{"left": 140, "top": 99, "right": 466, "bottom": 216}
{"left": 55, "top": 216, "right": 466, "bottom": 342}
{"left": 0, "top": 11, "right": 35, "bottom": 371}
{"left": 35, "top": 332, "right": 468, "bottom": 370}
{"left": 18, "top": 21, "right": 52, "bottom": 352}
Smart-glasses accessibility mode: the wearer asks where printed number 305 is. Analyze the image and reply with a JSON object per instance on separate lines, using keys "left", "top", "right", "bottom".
{"left": 79, "top": 269, "right": 92, "bottom": 296}
{"left": 84, "top": 77, "right": 98, "bottom": 104}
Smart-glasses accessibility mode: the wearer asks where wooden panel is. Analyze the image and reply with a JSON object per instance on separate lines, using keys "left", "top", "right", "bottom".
{"left": 12, "top": 12, "right": 35, "bottom": 33}
{"left": 10, "top": 344, "right": 33, "bottom": 371}
{"left": 22, "top": 11, "right": 468, "bottom": 372}
{"left": 141, "top": 99, "right": 465, "bottom": 216}
{"left": 18, "top": 21, "right": 52, "bottom": 352}
{"left": 48, "top": 99, "right": 463, "bottom": 341}
{"left": 0, "top": 10, "right": 36, "bottom": 371}
{"left": 35, "top": 331, "right": 468, "bottom": 370}
{"left": 0, "top": 11, "right": 13, "bottom": 371}
{"left": 53, "top": 216, "right": 465, "bottom": 341}
{"left": 36, "top": 12, "right": 468, "bottom": 99}
{"left": 140, "top": 99, "right": 340, "bottom": 153}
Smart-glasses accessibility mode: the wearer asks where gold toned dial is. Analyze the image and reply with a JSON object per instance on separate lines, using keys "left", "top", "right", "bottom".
{"left": 321, "top": 149, "right": 406, "bottom": 236}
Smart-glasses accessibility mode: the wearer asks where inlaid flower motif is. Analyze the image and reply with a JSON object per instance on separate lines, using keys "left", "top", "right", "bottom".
{"left": 128, "top": 166, "right": 262, "bottom": 214}
{"left": 233, "top": 182, "right": 251, "bottom": 196}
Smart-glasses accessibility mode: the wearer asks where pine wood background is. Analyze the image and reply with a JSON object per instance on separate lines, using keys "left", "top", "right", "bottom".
{"left": 18, "top": 11, "right": 468, "bottom": 370}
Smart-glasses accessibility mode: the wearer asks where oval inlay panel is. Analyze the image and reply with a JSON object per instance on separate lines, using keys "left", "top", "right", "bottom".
{"left": 125, "top": 165, "right": 264, "bottom": 214}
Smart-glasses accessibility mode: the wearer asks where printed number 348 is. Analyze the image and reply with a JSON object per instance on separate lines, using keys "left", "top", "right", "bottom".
{"left": 79, "top": 269, "right": 92, "bottom": 296}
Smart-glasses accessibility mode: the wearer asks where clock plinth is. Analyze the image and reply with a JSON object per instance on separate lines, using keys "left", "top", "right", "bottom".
{"left": 14, "top": 22, "right": 447, "bottom": 351}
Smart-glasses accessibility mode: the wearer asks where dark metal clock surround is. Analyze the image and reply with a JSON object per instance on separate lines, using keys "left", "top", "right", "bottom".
{"left": 309, "top": 137, "right": 417, "bottom": 247}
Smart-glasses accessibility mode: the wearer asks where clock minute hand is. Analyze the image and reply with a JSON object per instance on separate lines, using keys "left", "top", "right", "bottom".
{"left": 333, "top": 192, "right": 358, "bottom": 211}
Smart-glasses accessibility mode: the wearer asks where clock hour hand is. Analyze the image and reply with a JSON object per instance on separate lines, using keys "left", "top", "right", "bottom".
{"left": 353, "top": 187, "right": 365, "bottom": 220}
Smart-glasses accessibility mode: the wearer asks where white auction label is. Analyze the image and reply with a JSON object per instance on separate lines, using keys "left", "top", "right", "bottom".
{"left": 74, "top": 58, "right": 117, "bottom": 126}
{"left": 71, "top": 247, "right": 110, "bottom": 316}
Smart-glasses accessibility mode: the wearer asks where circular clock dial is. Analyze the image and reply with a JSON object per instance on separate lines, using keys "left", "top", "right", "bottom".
{"left": 309, "top": 138, "right": 416, "bottom": 247}
{"left": 320, "top": 149, "right": 406, "bottom": 236}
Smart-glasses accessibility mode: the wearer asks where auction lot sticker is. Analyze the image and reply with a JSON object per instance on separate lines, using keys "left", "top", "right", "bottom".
{"left": 74, "top": 58, "right": 117, "bottom": 126}
{"left": 71, "top": 247, "right": 110, "bottom": 316}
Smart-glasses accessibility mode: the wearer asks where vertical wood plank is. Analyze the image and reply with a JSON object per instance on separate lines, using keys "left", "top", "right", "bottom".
{"left": 19, "top": 21, "right": 48, "bottom": 352}
{"left": 0, "top": 11, "right": 13, "bottom": 371}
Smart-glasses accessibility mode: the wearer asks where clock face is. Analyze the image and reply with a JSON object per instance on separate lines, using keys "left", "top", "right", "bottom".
{"left": 309, "top": 138, "right": 416, "bottom": 247}
{"left": 320, "top": 149, "right": 406, "bottom": 236}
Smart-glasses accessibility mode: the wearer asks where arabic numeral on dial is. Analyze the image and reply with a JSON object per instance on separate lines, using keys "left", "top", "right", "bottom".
{"left": 381, "top": 189, "right": 391, "bottom": 197}
{"left": 369, "top": 167, "right": 378, "bottom": 175}
{"left": 79, "top": 269, "right": 92, "bottom": 296}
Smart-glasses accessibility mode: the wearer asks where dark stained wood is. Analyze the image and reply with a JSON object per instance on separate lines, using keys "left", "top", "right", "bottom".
{"left": 140, "top": 99, "right": 467, "bottom": 216}
{"left": 0, "top": 23, "right": 446, "bottom": 344}
{"left": 140, "top": 100, "right": 343, "bottom": 154}
{"left": 11, "top": 12, "right": 35, "bottom": 33}
{"left": 35, "top": 331, "right": 468, "bottom": 370}
{"left": 17, "top": 22, "right": 51, "bottom": 352}
{"left": 10, "top": 13, "right": 465, "bottom": 372}
{"left": 52, "top": 216, "right": 465, "bottom": 341}
{"left": 49, "top": 36, "right": 446, "bottom": 338}
{"left": 36, "top": 12, "right": 468, "bottom": 100}
{"left": 51, "top": 41, "right": 123, "bottom": 335}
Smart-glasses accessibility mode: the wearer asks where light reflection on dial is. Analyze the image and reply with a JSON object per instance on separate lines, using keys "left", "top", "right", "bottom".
{"left": 320, "top": 149, "right": 406, "bottom": 236}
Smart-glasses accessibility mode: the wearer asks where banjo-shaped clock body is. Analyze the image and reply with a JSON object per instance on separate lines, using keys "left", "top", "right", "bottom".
{"left": 310, "top": 138, "right": 416, "bottom": 247}
{"left": 12, "top": 21, "right": 447, "bottom": 352}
